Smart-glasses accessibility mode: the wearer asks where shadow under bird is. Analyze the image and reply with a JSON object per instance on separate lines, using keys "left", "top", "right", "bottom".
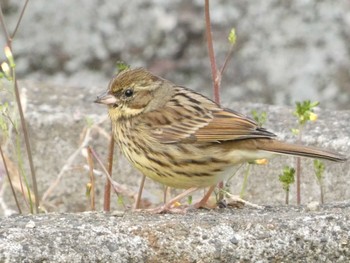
{"left": 95, "top": 68, "right": 347, "bottom": 209}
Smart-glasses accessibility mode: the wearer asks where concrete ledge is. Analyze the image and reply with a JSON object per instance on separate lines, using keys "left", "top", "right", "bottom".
{"left": 0, "top": 202, "right": 349, "bottom": 262}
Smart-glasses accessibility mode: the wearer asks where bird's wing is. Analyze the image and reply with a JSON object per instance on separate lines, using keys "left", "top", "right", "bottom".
{"left": 146, "top": 87, "right": 276, "bottom": 144}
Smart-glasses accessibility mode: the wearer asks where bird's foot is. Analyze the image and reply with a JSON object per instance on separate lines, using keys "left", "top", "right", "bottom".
{"left": 223, "top": 193, "right": 264, "bottom": 209}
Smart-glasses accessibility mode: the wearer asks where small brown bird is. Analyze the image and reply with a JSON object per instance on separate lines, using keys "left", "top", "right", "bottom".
{"left": 95, "top": 68, "right": 346, "bottom": 208}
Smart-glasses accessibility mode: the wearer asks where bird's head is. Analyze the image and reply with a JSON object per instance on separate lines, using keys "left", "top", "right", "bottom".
{"left": 95, "top": 68, "right": 172, "bottom": 121}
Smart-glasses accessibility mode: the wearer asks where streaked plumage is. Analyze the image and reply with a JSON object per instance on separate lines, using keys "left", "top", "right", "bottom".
{"left": 95, "top": 68, "right": 347, "bottom": 189}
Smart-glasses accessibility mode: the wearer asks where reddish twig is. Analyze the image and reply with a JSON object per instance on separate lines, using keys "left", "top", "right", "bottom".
{"left": 104, "top": 133, "right": 114, "bottom": 211}
{"left": 205, "top": 0, "right": 225, "bottom": 201}
{"left": 135, "top": 174, "right": 146, "bottom": 209}
{"left": 89, "top": 148, "right": 126, "bottom": 209}
{"left": 220, "top": 45, "right": 234, "bottom": 76}
{"left": 204, "top": 0, "right": 221, "bottom": 104}
{"left": 11, "top": 0, "right": 29, "bottom": 41}
{"left": 0, "top": 5, "right": 10, "bottom": 46}
{"left": 296, "top": 131, "right": 302, "bottom": 205}
{"left": 86, "top": 147, "right": 95, "bottom": 210}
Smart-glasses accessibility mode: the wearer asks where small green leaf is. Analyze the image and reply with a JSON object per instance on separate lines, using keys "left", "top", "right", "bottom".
{"left": 116, "top": 61, "right": 130, "bottom": 73}
{"left": 1, "top": 62, "right": 12, "bottom": 81}
{"left": 117, "top": 195, "right": 124, "bottom": 205}
{"left": 291, "top": 128, "right": 300, "bottom": 135}
{"left": 228, "top": 28, "right": 236, "bottom": 45}
{"left": 4, "top": 46, "right": 15, "bottom": 68}
{"left": 293, "top": 100, "right": 320, "bottom": 126}
{"left": 310, "top": 101, "right": 320, "bottom": 108}
{"left": 314, "top": 159, "right": 325, "bottom": 182}
{"left": 187, "top": 195, "right": 193, "bottom": 205}
{"left": 279, "top": 166, "right": 295, "bottom": 191}
{"left": 85, "top": 116, "right": 94, "bottom": 128}
{"left": 251, "top": 110, "right": 267, "bottom": 127}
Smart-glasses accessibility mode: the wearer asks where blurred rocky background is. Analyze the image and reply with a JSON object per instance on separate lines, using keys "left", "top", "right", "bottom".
{"left": 1, "top": 0, "right": 350, "bottom": 109}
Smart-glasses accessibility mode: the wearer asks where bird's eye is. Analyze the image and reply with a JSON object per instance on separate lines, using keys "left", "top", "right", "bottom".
{"left": 124, "top": 89, "right": 133, "bottom": 97}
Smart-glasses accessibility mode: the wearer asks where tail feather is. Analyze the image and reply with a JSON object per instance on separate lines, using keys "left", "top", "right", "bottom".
{"left": 257, "top": 140, "right": 347, "bottom": 162}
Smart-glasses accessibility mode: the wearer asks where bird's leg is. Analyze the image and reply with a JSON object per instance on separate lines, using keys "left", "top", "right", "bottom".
{"left": 144, "top": 187, "right": 199, "bottom": 213}
{"left": 225, "top": 193, "right": 264, "bottom": 209}
{"left": 192, "top": 185, "right": 217, "bottom": 209}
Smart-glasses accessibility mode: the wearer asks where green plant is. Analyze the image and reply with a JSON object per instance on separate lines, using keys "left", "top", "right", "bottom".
{"left": 314, "top": 159, "right": 325, "bottom": 204}
{"left": 251, "top": 110, "right": 267, "bottom": 127}
{"left": 279, "top": 166, "right": 295, "bottom": 205}
{"left": 0, "top": 0, "right": 39, "bottom": 214}
{"left": 116, "top": 61, "right": 130, "bottom": 73}
{"left": 238, "top": 110, "right": 268, "bottom": 199}
{"left": 292, "top": 100, "right": 319, "bottom": 205}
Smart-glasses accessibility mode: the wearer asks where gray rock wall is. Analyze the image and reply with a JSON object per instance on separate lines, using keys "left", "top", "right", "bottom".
{"left": 0, "top": 204, "right": 350, "bottom": 262}
{"left": 1, "top": 0, "right": 350, "bottom": 108}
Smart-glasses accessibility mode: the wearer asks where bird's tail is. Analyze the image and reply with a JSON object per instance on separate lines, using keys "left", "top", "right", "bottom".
{"left": 257, "top": 139, "right": 347, "bottom": 162}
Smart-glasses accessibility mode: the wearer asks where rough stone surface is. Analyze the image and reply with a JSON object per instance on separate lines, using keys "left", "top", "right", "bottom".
{"left": 0, "top": 202, "right": 350, "bottom": 262}
{"left": 1, "top": 0, "right": 350, "bottom": 109}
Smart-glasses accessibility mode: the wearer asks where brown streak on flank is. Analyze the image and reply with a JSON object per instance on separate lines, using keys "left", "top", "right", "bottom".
{"left": 174, "top": 170, "right": 212, "bottom": 177}
{"left": 195, "top": 142, "right": 218, "bottom": 149}
{"left": 192, "top": 118, "right": 208, "bottom": 124}
{"left": 155, "top": 114, "right": 172, "bottom": 125}
{"left": 130, "top": 139, "right": 145, "bottom": 153}
{"left": 169, "top": 98, "right": 182, "bottom": 107}
{"left": 134, "top": 160, "right": 167, "bottom": 177}
{"left": 146, "top": 155, "right": 171, "bottom": 168}
{"left": 176, "top": 92, "right": 201, "bottom": 105}
{"left": 191, "top": 104, "right": 206, "bottom": 115}
{"left": 176, "top": 145, "right": 191, "bottom": 154}
{"left": 173, "top": 157, "right": 229, "bottom": 166}
{"left": 160, "top": 151, "right": 175, "bottom": 159}
{"left": 211, "top": 168, "right": 223, "bottom": 173}
{"left": 211, "top": 157, "right": 230, "bottom": 164}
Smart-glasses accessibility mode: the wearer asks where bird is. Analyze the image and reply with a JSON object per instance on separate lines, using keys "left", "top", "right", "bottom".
{"left": 95, "top": 67, "right": 347, "bottom": 210}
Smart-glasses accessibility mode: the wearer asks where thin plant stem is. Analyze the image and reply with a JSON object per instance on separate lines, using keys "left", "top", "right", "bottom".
{"left": 285, "top": 189, "right": 289, "bottom": 205}
{"left": 204, "top": 0, "right": 220, "bottom": 104}
{"left": 205, "top": 0, "right": 225, "bottom": 202}
{"left": 11, "top": 0, "right": 29, "bottom": 41}
{"left": 89, "top": 147, "right": 126, "bottom": 209}
{"left": 0, "top": 145, "right": 22, "bottom": 213}
{"left": 220, "top": 45, "right": 234, "bottom": 76}
{"left": 0, "top": 0, "right": 30, "bottom": 48}
{"left": 15, "top": 133, "right": 32, "bottom": 211}
{"left": 0, "top": 5, "right": 10, "bottom": 46}
{"left": 296, "top": 128, "right": 302, "bottom": 205}
{"left": 14, "top": 76, "right": 39, "bottom": 213}
{"left": 0, "top": 0, "right": 39, "bottom": 213}
{"left": 296, "top": 157, "right": 301, "bottom": 204}
{"left": 104, "top": 133, "right": 114, "bottom": 211}
{"left": 135, "top": 175, "right": 146, "bottom": 209}
{"left": 240, "top": 163, "right": 251, "bottom": 198}
{"left": 86, "top": 147, "right": 95, "bottom": 210}
{"left": 319, "top": 180, "right": 324, "bottom": 204}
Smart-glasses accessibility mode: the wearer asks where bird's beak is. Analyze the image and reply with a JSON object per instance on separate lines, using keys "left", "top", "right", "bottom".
{"left": 94, "top": 90, "right": 118, "bottom": 105}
